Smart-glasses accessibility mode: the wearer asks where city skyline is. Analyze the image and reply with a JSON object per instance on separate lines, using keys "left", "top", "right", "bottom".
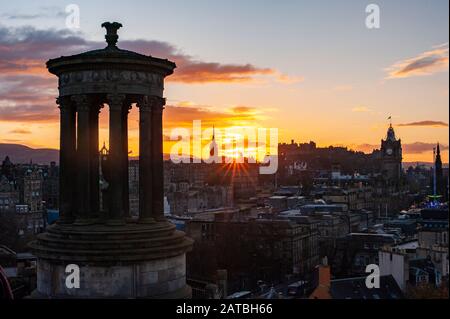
{"left": 0, "top": 2, "right": 448, "bottom": 302}
{"left": 0, "top": 0, "right": 449, "bottom": 163}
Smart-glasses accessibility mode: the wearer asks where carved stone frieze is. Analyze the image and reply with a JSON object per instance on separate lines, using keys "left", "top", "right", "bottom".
{"left": 58, "top": 70, "right": 164, "bottom": 97}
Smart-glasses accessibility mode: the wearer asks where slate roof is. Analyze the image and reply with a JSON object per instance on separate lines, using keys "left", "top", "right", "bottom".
{"left": 330, "top": 275, "right": 403, "bottom": 299}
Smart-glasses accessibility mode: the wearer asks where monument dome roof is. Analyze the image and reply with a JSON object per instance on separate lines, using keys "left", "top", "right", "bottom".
{"left": 46, "top": 22, "right": 176, "bottom": 76}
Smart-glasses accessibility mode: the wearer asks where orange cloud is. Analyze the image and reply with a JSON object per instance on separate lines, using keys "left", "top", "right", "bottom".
{"left": 398, "top": 120, "right": 448, "bottom": 127}
{"left": 168, "top": 62, "right": 274, "bottom": 83}
{"left": 0, "top": 75, "right": 58, "bottom": 123}
{"left": 0, "top": 59, "right": 49, "bottom": 76}
{"left": 386, "top": 43, "right": 449, "bottom": 79}
{"left": 231, "top": 106, "right": 257, "bottom": 114}
{"left": 9, "top": 128, "right": 32, "bottom": 134}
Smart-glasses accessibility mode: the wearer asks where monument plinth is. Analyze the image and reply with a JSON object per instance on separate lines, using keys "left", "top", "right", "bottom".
{"left": 30, "top": 22, "right": 193, "bottom": 298}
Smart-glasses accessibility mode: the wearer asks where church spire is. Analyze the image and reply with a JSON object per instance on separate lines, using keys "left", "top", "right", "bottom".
{"left": 100, "top": 141, "right": 109, "bottom": 155}
{"left": 435, "top": 142, "right": 442, "bottom": 169}
{"left": 433, "top": 142, "right": 446, "bottom": 201}
{"left": 210, "top": 125, "right": 218, "bottom": 158}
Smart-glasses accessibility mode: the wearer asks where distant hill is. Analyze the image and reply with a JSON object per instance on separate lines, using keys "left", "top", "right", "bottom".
{"left": 0, "top": 144, "right": 59, "bottom": 164}
{"left": 0, "top": 144, "right": 171, "bottom": 164}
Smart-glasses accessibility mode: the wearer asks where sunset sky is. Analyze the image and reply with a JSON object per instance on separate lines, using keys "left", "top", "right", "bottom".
{"left": 0, "top": 0, "right": 448, "bottom": 163}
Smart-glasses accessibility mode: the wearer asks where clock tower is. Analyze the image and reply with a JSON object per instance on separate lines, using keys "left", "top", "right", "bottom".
{"left": 380, "top": 124, "right": 402, "bottom": 184}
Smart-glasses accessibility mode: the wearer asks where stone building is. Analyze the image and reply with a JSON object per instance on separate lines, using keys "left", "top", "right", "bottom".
{"left": 227, "top": 162, "right": 259, "bottom": 200}
{"left": 22, "top": 167, "right": 44, "bottom": 214}
{"left": 42, "top": 162, "right": 59, "bottom": 210}
{"left": 164, "top": 162, "right": 234, "bottom": 215}
{"left": 0, "top": 176, "right": 19, "bottom": 214}
{"left": 166, "top": 184, "right": 233, "bottom": 215}
{"left": 0, "top": 159, "right": 45, "bottom": 241}
{"left": 379, "top": 208, "right": 448, "bottom": 292}
{"left": 332, "top": 233, "right": 397, "bottom": 277}
{"left": 416, "top": 209, "right": 449, "bottom": 279}
{"left": 321, "top": 186, "right": 375, "bottom": 211}
{"left": 186, "top": 212, "right": 315, "bottom": 294}
{"left": 289, "top": 216, "right": 321, "bottom": 275}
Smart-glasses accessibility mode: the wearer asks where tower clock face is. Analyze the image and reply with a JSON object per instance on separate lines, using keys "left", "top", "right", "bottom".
{"left": 386, "top": 148, "right": 393, "bottom": 155}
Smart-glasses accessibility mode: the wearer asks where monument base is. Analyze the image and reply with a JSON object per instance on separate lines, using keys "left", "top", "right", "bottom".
{"left": 29, "top": 221, "right": 193, "bottom": 299}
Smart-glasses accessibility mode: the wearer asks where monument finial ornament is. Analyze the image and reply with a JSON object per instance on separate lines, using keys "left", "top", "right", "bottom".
{"left": 101, "top": 22, "right": 123, "bottom": 48}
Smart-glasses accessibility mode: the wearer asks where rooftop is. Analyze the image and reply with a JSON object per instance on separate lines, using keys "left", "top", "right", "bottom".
{"left": 394, "top": 241, "right": 419, "bottom": 250}
{"left": 331, "top": 275, "right": 403, "bottom": 299}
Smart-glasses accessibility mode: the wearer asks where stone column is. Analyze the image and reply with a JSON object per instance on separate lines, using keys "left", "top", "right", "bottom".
{"left": 137, "top": 96, "right": 153, "bottom": 223}
{"left": 72, "top": 94, "right": 92, "bottom": 224}
{"left": 122, "top": 104, "right": 130, "bottom": 218}
{"left": 151, "top": 96, "right": 166, "bottom": 221}
{"left": 57, "top": 96, "right": 76, "bottom": 224}
{"left": 107, "top": 93, "right": 127, "bottom": 225}
{"left": 90, "top": 103, "right": 101, "bottom": 218}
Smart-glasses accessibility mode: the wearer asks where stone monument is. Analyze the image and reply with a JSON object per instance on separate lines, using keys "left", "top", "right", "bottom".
{"left": 30, "top": 22, "right": 193, "bottom": 298}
